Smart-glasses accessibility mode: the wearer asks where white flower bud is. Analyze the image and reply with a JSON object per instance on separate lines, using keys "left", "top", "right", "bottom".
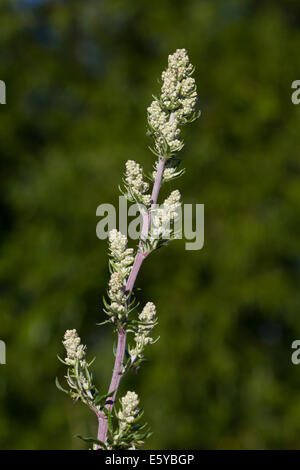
{"left": 125, "top": 160, "right": 151, "bottom": 206}
{"left": 108, "top": 229, "right": 134, "bottom": 278}
{"left": 117, "top": 391, "right": 139, "bottom": 429}
{"left": 63, "top": 329, "right": 86, "bottom": 366}
{"left": 147, "top": 48, "right": 198, "bottom": 157}
{"left": 150, "top": 190, "right": 181, "bottom": 242}
{"left": 129, "top": 302, "right": 157, "bottom": 363}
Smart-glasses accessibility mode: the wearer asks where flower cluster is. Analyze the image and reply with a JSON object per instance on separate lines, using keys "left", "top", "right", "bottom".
{"left": 149, "top": 190, "right": 182, "bottom": 247}
{"left": 63, "top": 329, "right": 86, "bottom": 367}
{"left": 124, "top": 160, "right": 151, "bottom": 206}
{"left": 148, "top": 101, "right": 182, "bottom": 154}
{"left": 103, "top": 230, "right": 134, "bottom": 323}
{"left": 161, "top": 49, "right": 197, "bottom": 121}
{"left": 105, "top": 391, "right": 149, "bottom": 450}
{"left": 147, "top": 48, "right": 198, "bottom": 157}
{"left": 108, "top": 229, "right": 134, "bottom": 279}
{"left": 129, "top": 302, "right": 157, "bottom": 365}
{"left": 60, "top": 329, "right": 95, "bottom": 407}
{"left": 117, "top": 391, "right": 139, "bottom": 427}
{"left": 104, "top": 272, "right": 127, "bottom": 322}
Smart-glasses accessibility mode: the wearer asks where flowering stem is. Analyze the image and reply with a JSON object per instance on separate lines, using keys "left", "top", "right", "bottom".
{"left": 151, "top": 158, "right": 166, "bottom": 206}
{"left": 97, "top": 158, "right": 166, "bottom": 447}
{"left": 97, "top": 327, "right": 127, "bottom": 443}
{"left": 126, "top": 251, "right": 146, "bottom": 293}
{"left": 59, "top": 50, "right": 199, "bottom": 450}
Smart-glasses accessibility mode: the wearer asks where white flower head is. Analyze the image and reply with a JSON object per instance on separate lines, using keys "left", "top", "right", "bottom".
{"left": 129, "top": 302, "right": 157, "bottom": 364}
{"left": 139, "top": 301, "right": 156, "bottom": 325}
{"left": 63, "top": 329, "right": 86, "bottom": 367}
{"left": 117, "top": 391, "right": 139, "bottom": 426}
{"left": 108, "top": 229, "right": 134, "bottom": 278}
{"left": 109, "top": 229, "right": 128, "bottom": 257}
{"left": 125, "top": 160, "right": 151, "bottom": 206}
{"left": 109, "top": 272, "right": 125, "bottom": 300}
{"left": 61, "top": 330, "right": 96, "bottom": 407}
{"left": 107, "top": 272, "right": 127, "bottom": 320}
{"left": 147, "top": 48, "right": 198, "bottom": 157}
{"left": 150, "top": 190, "right": 181, "bottom": 242}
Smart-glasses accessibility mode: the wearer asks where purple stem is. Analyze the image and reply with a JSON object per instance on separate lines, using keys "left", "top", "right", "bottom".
{"left": 151, "top": 158, "right": 165, "bottom": 206}
{"left": 97, "top": 157, "right": 166, "bottom": 447}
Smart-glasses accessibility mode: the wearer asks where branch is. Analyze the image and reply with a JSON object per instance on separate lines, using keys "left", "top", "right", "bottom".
{"left": 97, "top": 158, "right": 166, "bottom": 446}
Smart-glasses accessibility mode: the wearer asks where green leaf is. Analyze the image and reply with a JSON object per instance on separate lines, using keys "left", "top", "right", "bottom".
{"left": 75, "top": 435, "right": 107, "bottom": 449}
{"left": 57, "top": 355, "right": 67, "bottom": 365}
{"left": 55, "top": 377, "right": 69, "bottom": 395}
{"left": 88, "top": 356, "right": 96, "bottom": 367}
{"left": 102, "top": 296, "right": 110, "bottom": 309}
{"left": 96, "top": 319, "right": 111, "bottom": 327}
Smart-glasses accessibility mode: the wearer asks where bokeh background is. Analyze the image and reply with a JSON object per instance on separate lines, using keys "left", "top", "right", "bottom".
{"left": 0, "top": 0, "right": 300, "bottom": 449}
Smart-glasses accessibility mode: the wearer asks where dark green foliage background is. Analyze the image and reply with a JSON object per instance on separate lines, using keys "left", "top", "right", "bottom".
{"left": 0, "top": 0, "right": 300, "bottom": 449}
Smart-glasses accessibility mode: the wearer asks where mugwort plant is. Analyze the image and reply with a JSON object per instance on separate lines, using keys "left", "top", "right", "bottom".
{"left": 57, "top": 49, "right": 200, "bottom": 449}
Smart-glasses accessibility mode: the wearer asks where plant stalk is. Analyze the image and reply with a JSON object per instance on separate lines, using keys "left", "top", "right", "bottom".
{"left": 97, "top": 157, "right": 166, "bottom": 447}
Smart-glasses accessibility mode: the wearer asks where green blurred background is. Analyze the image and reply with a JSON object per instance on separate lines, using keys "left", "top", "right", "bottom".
{"left": 0, "top": 0, "right": 300, "bottom": 449}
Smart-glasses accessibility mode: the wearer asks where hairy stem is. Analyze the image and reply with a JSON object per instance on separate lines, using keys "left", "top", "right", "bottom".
{"left": 97, "top": 157, "right": 166, "bottom": 447}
